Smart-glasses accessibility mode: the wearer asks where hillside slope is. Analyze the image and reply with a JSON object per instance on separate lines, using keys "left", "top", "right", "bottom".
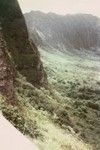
{"left": 0, "top": 114, "right": 39, "bottom": 150}
{"left": 40, "top": 48, "right": 100, "bottom": 150}
{"left": 0, "top": 30, "right": 16, "bottom": 104}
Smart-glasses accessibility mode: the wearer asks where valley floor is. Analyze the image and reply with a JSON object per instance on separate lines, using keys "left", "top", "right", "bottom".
{"left": 40, "top": 48, "right": 100, "bottom": 150}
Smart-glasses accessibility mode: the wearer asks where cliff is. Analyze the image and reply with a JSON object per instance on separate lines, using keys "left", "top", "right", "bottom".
{"left": 0, "top": 0, "right": 47, "bottom": 103}
{"left": 0, "top": 0, "right": 47, "bottom": 86}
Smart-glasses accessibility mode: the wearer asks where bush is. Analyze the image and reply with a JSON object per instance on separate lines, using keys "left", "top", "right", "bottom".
{"left": 1, "top": 103, "right": 40, "bottom": 138}
{"left": 55, "top": 108, "right": 73, "bottom": 127}
{"left": 86, "top": 102, "right": 100, "bottom": 111}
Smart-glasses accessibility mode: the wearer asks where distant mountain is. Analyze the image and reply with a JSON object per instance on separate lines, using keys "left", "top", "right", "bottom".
{"left": 24, "top": 11, "right": 100, "bottom": 53}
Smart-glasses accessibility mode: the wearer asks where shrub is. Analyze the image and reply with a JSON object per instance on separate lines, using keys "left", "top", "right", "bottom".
{"left": 86, "top": 101, "right": 100, "bottom": 111}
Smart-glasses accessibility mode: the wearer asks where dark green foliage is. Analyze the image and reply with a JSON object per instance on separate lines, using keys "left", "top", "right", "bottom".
{"left": 86, "top": 101, "right": 100, "bottom": 111}
{"left": 2, "top": 105, "right": 40, "bottom": 138}
{"left": 0, "top": 96, "right": 40, "bottom": 139}
{"left": 16, "top": 79, "right": 73, "bottom": 128}
{"left": 55, "top": 108, "right": 73, "bottom": 126}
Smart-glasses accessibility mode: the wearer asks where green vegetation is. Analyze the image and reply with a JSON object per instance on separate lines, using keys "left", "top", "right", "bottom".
{"left": 40, "top": 49, "right": 100, "bottom": 149}
{"left": 0, "top": 76, "right": 91, "bottom": 150}
{"left": 0, "top": 48, "right": 100, "bottom": 150}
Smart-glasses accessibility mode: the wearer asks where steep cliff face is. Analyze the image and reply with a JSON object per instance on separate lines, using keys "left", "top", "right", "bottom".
{"left": 0, "top": 0, "right": 47, "bottom": 87}
{"left": 0, "top": 31, "right": 16, "bottom": 104}
{"left": 0, "top": 0, "right": 47, "bottom": 104}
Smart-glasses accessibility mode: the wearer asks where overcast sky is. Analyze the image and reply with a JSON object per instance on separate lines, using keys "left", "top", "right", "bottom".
{"left": 18, "top": 0, "right": 100, "bottom": 17}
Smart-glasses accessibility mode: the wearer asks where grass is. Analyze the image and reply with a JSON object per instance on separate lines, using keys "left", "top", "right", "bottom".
{"left": 0, "top": 79, "right": 92, "bottom": 150}
{"left": 39, "top": 48, "right": 100, "bottom": 149}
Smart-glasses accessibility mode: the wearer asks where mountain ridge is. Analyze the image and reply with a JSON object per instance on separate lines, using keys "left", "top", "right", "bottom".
{"left": 24, "top": 11, "right": 100, "bottom": 54}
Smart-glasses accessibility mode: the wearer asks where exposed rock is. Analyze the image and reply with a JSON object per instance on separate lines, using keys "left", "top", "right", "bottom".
{"left": 0, "top": 0, "right": 47, "bottom": 86}
{"left": 0, "top": 31, "right": 16, "bottom": 105}
{"left": 0, "top": 0, "right": 47, "bottom": 104}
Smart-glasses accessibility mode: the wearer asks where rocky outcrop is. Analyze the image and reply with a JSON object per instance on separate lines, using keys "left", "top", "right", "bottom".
{"left": 0, "top": 30, "right": 16, "bottom": 104}
{"left": 0, "top": 0, "right": 47, "bottom": 86}
{"left": 0, "top": 0, "right": 47, "bottom": 103}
